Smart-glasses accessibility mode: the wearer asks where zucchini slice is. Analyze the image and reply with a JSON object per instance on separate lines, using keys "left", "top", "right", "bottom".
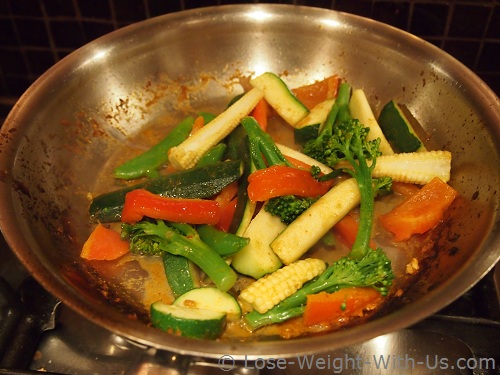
{"left": 231, "top": 208, "right": 284, "bottom": 279}
{"left": 378, "top": 100, "right": 426, "bottom": 153}
{"left": 150, "top": 302, "right": 225, "bottom": 340}
{"left": 250, "top": 72, "right": 309, "bottom": 127}
{"left": 162, "top": 253, "right": 200, "bottom": 298}
{"left": 174, "top": 287, "right": 242, "bottom": 321}
{"left": 294, "top": 98, "right": 335, "bottom": 144}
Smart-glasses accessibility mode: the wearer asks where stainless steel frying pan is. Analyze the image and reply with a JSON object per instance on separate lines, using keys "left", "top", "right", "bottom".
{"left": 0, "top": 4, "right": 498, "bottom": 359}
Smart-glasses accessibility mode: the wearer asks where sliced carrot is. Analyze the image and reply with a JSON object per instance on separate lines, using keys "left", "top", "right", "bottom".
{"left": 80, "top": 224, "right": 130, "bottom": 261}
{"left": 214, "top": 181, "right": 238, "bottom": 206}
{"left": 292, "top": 75, "right": 340, "bottom": 110}
{"left": 379, "top": 177, "right": 459, "bottom": 241}
{"left": 250, "top": 98, "right": 270, "bottom": 131}
{"left": 189, "top": 115, "right": 205, "bottom": 136}
{"left": 333, "top": 213, "right": 377, "bottom": 250}
{"left": 303, "top": 288, "right": 382, "bottom": 326}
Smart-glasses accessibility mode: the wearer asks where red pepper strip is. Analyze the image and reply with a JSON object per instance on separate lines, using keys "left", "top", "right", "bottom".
{"left": 250, "top": 98, "right": 270, "bottom": 131}
{"left": 247, "top": 165, "right": 333, "bottom": 202}
{"left": 213, "top": 181, "right": 239, "bottom": 232}
{"left": 216, "top": 197, "right": 238, "bottom": 232}
{"left": 121, "top": 189, "right": 221, "bottom": 225}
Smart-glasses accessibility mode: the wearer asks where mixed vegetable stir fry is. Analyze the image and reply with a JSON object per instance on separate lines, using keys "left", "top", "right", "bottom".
{"left": 82, "top": 72, "right": 458, "bottom": 340}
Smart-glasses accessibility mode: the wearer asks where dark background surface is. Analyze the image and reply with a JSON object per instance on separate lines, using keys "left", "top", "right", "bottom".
{"left": 0, "top": 0, "right": 499, "bottom": 119}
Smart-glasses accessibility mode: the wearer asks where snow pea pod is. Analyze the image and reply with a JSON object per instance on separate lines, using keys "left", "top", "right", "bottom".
{"left": 113, "top": 116, "right": 194, "bottom": 180}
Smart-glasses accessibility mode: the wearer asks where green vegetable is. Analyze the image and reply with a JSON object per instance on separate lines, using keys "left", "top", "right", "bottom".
{"left": 173, "top": 287, "right": 241, "bottom": 321}
{"left": 113, "top": 116, "right": 194, "bottom": 180}
{"left": 378, "top": 100, "right": 426, "bottom": 153}
{"left": 241, "top": 116, "right": 292, "bottom": 170}
{"left": 302, "top": 82, "right": 352, "bottom": 162}
{"left": 245, "top": 247, "right": 394, "bottom": 330}
{"left": 230, "top": 116, "right": 296, "bottom": 278}
{"left": 294, "top": 98, "right": 336, "bottom": 144}
{"left": 121, "top": 220, "right": 237, "bottom": 292}
{"left": 196, "top": 143, "right": 227, "bottom": 167}
{"left": 265, "top": 195, "right": 319, "bottom": 224}
{"left": 303, "top": 83, "right": 392, "bottom": 260}
{"left": 150, "top": 301, "right": 225, "bottom": 340}
{"left": 162, "top": 252, "right": 200, "bottom": 298}
{"left": 230, "top": 208, "right": 284, "bottom": 279}
{"left": 224, "top": 124, "right": 257, "bottom": 236}
{"left": 250, "top": 72, "right": 309, "bottom": 127}
{"left": 89, "top": 160, "right": 243, "bottom": 222}
{"left": 196, "top": 224, "right": 249, "bottom": 257}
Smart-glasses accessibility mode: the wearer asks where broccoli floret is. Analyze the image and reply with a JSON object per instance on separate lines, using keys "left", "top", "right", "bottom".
{"left": 245, "top": 248, "right": 394, "bottom": 330}
{"left": 265, "top": 195, "right": 319, "bottom": 224}
{"left": 302, "top": 84, "right": 392, "bottom": 260}
{"left": 121, "top": 219, "right": 237, "bottom": 292}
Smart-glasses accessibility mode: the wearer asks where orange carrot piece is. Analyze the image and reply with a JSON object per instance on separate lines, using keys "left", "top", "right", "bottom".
{"left": 303, "top": 288, "right": 382, "bottom": 326}
{"left": 334, "top": 213, "right": 377, "bottom": 250}
{"left": 80, "top": 224, "right": 130, "bottom": 261}
{"left": 250, "top": 98, "right": 270, "bottom": 131}
{"left": 292, "top": 75, "right": 340, "bottom": 110}
{"left": 379, "top": 177, "right": 459, "bottom": 241}
{"left": 190, "top": 115, "right": 205, "bottom": 136}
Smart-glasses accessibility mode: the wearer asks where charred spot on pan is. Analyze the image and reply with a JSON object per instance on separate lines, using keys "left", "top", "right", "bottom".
{"left": 12, "top": 178, "right": 31, "bottom": 197}
{"left": 448, "top": 246, "right": 460, "bottom": 256}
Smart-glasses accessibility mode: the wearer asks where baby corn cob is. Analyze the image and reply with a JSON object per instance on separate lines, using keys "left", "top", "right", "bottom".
{"left": 239, "top": 258, "right": 326, "bottom": 314}
{"left": 373, "top": 150, "right": 452, "bottom": 184}
{"left": 168, "top": 88, "right": 264, "bottom": 170}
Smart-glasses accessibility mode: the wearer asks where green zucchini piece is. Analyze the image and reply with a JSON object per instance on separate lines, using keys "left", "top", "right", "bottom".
{"left": 174, "top": 287, "right": 242, "bottom": 321}
{"left": 225, "top": 126, "right": 257, "bottom": 236}
{"left": 378, "top": 100, "right": 426, "bottom": 153}
{"left": 294, "top": 97, "right": 335, "bottom": 143}
{"left": 250, "top": 72, "right": 309, "bottom": 127}
{"left": 231, "top": 208, "right": 284, "bottom": 279}
{"left": 197, "top": 224, "right": 249, "bottom": 257}
{"left": 162, "top": 253, "right": 200, "bottom": 298}
{"left": 150, "top": 302, "right": 225, "bottom": 340}
{"left": 89, "top": 160, "right": 243, "bottom": 223}
{"left": 294, "top": 124, "right": 320, "bottom": 145}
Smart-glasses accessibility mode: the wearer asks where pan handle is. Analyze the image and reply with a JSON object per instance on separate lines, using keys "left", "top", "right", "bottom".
{"left": 125, "top": 350, "right": 258, "bottom": 375}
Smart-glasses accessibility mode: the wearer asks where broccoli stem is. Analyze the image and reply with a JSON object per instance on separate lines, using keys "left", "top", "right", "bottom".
{"left": 245, "top": 248, "right": 394, "bottom": 330}
{"left": 321, "top": 82, "right": 352, "bottom": 137}
{"left": 130, "top": 220, "right": 237, "bottom": 292}
{"left": 240, "top": 116, "right": 292, "bottom": 170}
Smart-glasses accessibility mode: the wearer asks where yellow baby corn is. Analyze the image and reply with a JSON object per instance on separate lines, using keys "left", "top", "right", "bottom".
{"left": 239, "top": 258, "right": 326, "bottom": 314}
